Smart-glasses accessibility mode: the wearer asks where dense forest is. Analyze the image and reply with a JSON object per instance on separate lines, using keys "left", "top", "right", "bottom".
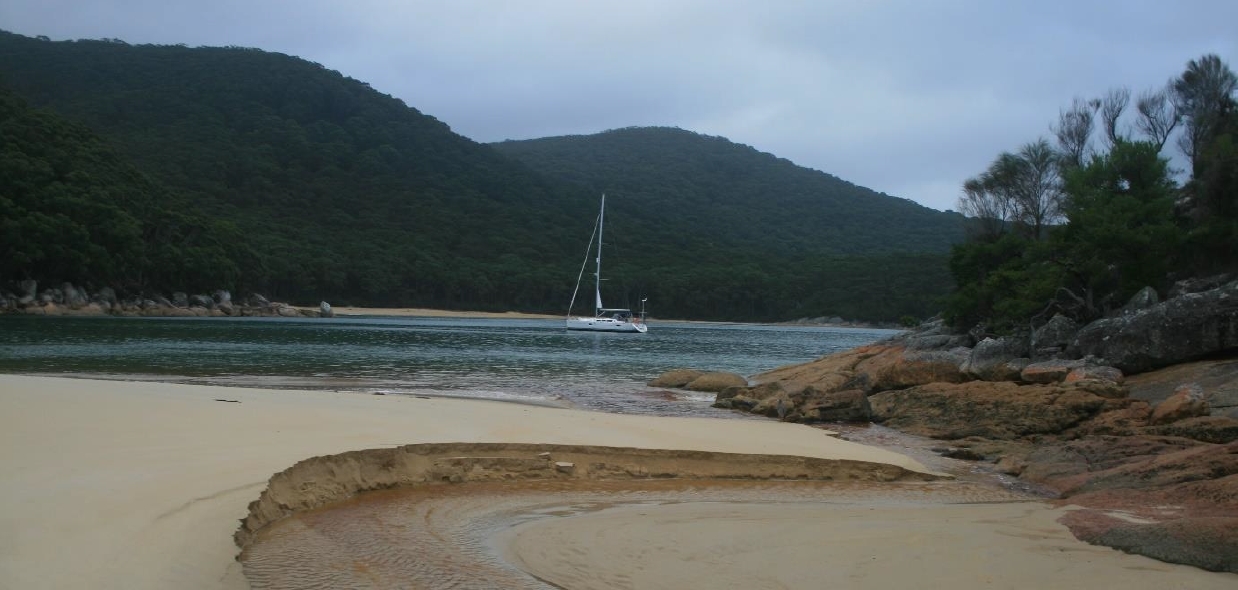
{"left": 945, "top": 54, "right": 1238, "bottom": 334}
{"left": 0, "top": 31, "right": 961, "bottom": 322}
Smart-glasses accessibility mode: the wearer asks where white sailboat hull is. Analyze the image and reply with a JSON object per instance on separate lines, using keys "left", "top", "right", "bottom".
{"left": 565, "top": 316, "right": 648, "bottom": 333}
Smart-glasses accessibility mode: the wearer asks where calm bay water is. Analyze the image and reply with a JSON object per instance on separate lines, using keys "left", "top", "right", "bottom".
{"left": 0, "top": 315, "right": 897, "bottom": 416}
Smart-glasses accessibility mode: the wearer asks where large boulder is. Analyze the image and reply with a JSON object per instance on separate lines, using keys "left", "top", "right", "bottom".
{"left": 868, "top": 381, "right": 1109, "bottom": 439}
{"left": 961, "top": 336, "right": 1029, "bottom": 381}
{"left": 320, "top": 301, "right": 334, "bottom": 318}
{"left": 857, "top": 346, "right": 972, "bottom": 392}
{"left": 1032, "top": 313, "right": 1079, "bottom": 360}
{"left": 1070, "top": 279, "right": 1238, "bottom": 373}
{"left": 685, "top": 372, "right": 747, "bottom": 393}
{"left": 648, "top": 369, "right": 706, "bottom": 388}
{"left": 1122, "top": 286, "right": 1159, "bottom": 314}
{"left": 61, "top": 283, "right": 88, "bottom": 309}
{"left": 891, "top": 318, "right": 973, "bottom": 351}
{"left": 795, "top": 388, "right": 871, "bottom": 423}
{"left": 753, "top": 345, "right": 889, "bottom": 393}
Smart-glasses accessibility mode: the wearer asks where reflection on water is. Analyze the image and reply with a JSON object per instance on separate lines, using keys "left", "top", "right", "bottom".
{"left": 0, "top": 315, "right": 897, "bottom": 416}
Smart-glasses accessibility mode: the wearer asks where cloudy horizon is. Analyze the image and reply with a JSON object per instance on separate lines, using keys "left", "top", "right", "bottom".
{"left": 2, "top": 1, "right": 1235, "bottom": 211}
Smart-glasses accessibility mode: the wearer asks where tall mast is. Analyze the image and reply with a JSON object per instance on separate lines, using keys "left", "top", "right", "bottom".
{"left": 595, "top": 193, "right": 604, "bottom": 314}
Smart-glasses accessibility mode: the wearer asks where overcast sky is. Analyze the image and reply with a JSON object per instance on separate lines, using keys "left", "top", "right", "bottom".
{"left": 3, "top": 1, "right": 1236, "bottom": 211}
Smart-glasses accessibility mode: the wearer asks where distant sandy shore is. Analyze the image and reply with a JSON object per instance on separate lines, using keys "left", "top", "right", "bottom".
{"left": 2, "top": 374, "right": 1233, "bottom": 589}
{"left": 327, "top": 306, "right": 562, "bottom": 319}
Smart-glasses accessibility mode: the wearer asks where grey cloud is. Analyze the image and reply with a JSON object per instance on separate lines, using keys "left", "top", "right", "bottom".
{"left": 2, "top": 0, "right": 1235, "bottom": 211}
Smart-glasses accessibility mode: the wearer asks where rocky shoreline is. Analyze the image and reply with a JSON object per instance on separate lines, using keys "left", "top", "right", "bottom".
{"left": 0, "top": 280, "right": 333, "bottom": 318}
{"left": 653, "top": 276, "right": 1238, "bottom": 572}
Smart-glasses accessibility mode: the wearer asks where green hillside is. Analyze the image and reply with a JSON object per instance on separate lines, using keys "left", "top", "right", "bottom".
{"left": 0, "top": 85, "right": 244, "bottom": 292}
{"left": 493, "top": 127, "right": 963, "bottom": 258}
{"left": 0, "top": 31, "right": 958, "bottom": 322}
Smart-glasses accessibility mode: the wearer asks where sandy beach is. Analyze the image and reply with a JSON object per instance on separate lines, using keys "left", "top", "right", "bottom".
{"left": 327, "top": 306, "right": 562, "bottom": 319}
{"left": 2, "top": 374, "right": 1235, "bottom": 589}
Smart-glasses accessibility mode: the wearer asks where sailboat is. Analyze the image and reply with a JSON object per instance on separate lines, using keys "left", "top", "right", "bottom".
{"left": 566, "top": 194, "right": 648, "bottom": 333}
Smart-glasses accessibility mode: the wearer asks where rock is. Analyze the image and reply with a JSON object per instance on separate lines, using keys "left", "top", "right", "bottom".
{"left": 1143, "top": 416, "right": 1238, "bottom": 444}
{"left": 61, "top": 283, "right": 88, "bottom": 308}
{"left": 1125, "top": 358, "right": 1238, "bottom": 418}
{"left": 962, "top": 336, "right": 1029, "bottom": 381}
{"left": 753, "top": 345, "right": 889, "bottom": 394}
{"left": 685, "top": 372, "right": 747, "bottom": 392}
{"left": 648, "top": 369, "right": 706, "bottom": 388}
{"left": 714, "top": 395, "right": 759, "bottom": 411}
{"left": 320, "top": 301, "right": 333, "bottom": 318}
{"left": 1070, "top": 280, "right": 1238, "bottom": 373}
{"left": 217, "top": 301, "right": 235, "bottom": 315}
{"left": 1169, "top": 273, "right": 1233, "bottom": 298}
{"left": 1069, "top": 379, "right": 1129, "bottom": 399}
{"left": 554, "top": 461, "right": 575, "bottom": 474}
{"left": 94, "top": 287, "right": 117, "bottom": 306}
{"left": 859, "top": 346, "right": 972, "bottom": 392}
{"left": 213, "top": 289, "right": 232, "bottom": 305}
{"left": 1020, "top": 359, "right": 1085, "bottom": 384}
{"left": 275, "top": 304, "right": 300, "bottom": 318}
{"left": 1071, "top": 402, "right": 1153, "bottom": 436}
{"left": 751, "top": 391, "right": 795, "bottom": 419}
{"left": 1032, "top": 313, "right": 1079, "bottom": 357}
{"left": 189, "top": 294, "right": 214, "bottom": 308}
{"left": 1122, "top": 286, "right": 1160, "bottom": 314}
{"left": 1065, "top": 365, "right": 1124, "bottom": 385}
{"left": 19, "top": 279, "right": 37, "bottom": 299}
{"left": 248, "top": 293, "right": 271, "bottom": 307}
{"left": 894, "top": 319, "right": 973, "bottom": 351}
{"left": 1018, "top": 436, "right": 1205, "bottom": 494}
{"left": 172, "top": 292, "right": 189, "bottom": 308}
{"left": 995, "top": 454, "right": 1027, "bottom": 476}
{"left": 1150, "top": 383, "right": 1210, "bottom": 425}
{"left": 797, "top": 388, "right": 871, "bottom": 423}
{"left": 1062, "top": 514, "right": 1238, "bottom": 574}
{"left": 868, "top": 381, "right": 1108, "bottom": 440}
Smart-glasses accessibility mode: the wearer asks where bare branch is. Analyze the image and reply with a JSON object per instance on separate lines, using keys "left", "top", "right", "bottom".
{"left": 957, "top": 176, "right": 1009, "bottom": 239}
{"left": 1051, "top": 97, "right": 1094, "bottom": 169}
{"left": 1135, "top": 84, "right": 1179, "bottom": 152}
{"left": 1099, "top": 87, "right": 1130, "bottom": 148}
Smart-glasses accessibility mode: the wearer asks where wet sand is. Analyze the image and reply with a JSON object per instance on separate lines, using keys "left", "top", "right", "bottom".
{"left": 243, "top": 478, "right": 1237, "bottom": 590}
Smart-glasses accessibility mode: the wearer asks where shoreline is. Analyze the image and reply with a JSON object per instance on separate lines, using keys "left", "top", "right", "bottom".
{"left": 326, "top": 306, "right": 897, "bottom": 329}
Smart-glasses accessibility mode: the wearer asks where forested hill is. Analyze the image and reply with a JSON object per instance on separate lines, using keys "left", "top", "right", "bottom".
{"left": 0, "top": 30, "right": 594, "bottom": 309}
{"left": 493, "top": 127, "right": 964, "bottom": 258}
{"left": 0, "top": 31, "right": 957, "bottom": 321}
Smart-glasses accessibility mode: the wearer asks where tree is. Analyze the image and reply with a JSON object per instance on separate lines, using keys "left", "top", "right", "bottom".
{"left": 1134, "top": 85, "right": 1179, "bottom": 153}
{"left": 1173, "top": 54, "right": 1238, "bottom": 174}
{"left": 956, "top": 176, "right": 1010, "bottom": 240}
{"left": 1053, "top": 97, "right": 1095, "bottom": 169}
{"left": 1053, "top": 141, "right": 1182, "bottom": 319}
{"left": 984, "top": 140, "right": 1063, "bottom": 240}
{"left": 1099, "top": 87, "right": 1131, "bottom": 148}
